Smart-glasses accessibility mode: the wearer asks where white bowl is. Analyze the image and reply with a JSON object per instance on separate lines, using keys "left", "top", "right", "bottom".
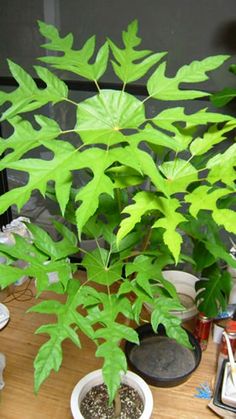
{"left": 0, "top": 303, "right": 10, "bottom": 330}
{"left": 145, "top": 270, "right": 199, "bottom": 321}
{"left": 70, "top": 369, "right": 153, "bottom": 419}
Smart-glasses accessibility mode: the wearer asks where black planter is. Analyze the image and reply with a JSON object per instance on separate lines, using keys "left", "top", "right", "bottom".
{"left": 125, "top": 323, "right": 202, "bottom": 387}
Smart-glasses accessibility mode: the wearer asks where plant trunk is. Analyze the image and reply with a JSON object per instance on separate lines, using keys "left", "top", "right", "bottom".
{"left": 113, "top": 389, "right": 121, "bottom": 418}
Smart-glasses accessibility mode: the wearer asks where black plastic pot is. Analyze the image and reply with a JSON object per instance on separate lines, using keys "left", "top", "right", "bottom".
{"left": 125, "top": 323, "right": 202, "bottom": 387}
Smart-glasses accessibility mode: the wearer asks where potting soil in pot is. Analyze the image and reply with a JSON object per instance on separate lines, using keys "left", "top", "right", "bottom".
{"left": 80, "top": 383, "right": 144, "bottom": 419}
{"left": 129, "top": 335, "right": 196, "bottom": 379}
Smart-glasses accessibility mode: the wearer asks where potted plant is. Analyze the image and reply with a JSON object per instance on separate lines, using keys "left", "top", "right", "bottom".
{"left": 0, "top": 19, "right": 236, "bottom": 417}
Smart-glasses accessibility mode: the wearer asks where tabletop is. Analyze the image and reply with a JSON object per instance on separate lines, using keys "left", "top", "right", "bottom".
{"left": 0, "top": 277, "right": 219, "bottom": 419}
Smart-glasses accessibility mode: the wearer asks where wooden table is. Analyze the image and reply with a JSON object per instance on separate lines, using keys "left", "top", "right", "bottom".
{"left": 0, "top": 280, "right": 219, "bottom": 419}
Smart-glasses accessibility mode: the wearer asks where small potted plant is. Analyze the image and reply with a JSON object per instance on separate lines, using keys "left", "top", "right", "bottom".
{"left": 0, "top": 19, "right": 236, "bottom": 417}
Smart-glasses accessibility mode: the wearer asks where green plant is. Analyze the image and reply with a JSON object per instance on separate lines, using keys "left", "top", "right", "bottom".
{"left": 211, "top": 63, "right": 236, "bottom": 107}
{"left": 182, "top": 211, "right": 235, "bottom": 317}
{"left": 0, "top": 20, "right": 236, "bottom": 405}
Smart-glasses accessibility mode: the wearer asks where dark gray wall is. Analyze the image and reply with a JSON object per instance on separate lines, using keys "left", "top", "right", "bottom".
{"left": 1, "top": 0, "right": 236, "bottom": 90}
{"left": 1, "top": 0, "right": 236, "bottom": 231}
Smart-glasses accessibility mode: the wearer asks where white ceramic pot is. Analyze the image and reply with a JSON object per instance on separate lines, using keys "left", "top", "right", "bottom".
{"left": 144, "top": 270, "right": 199, "bottom": 321}
{"left": 70, "top": 369, "right": 153, "bottom": 419}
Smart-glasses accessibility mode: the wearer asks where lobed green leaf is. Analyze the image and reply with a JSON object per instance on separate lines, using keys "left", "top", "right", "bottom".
{"left": 147, "top": 56, "right": 230, "bottom": 100}
{"left": 38, "top": 20, "right": 109, "bottom": 81}
{"left": 185, "top": 186, "right": 236, "bottom": 234}
{"left": 211, "top": 87, "right": 236, "bottom": 107}
{"left": 0, "top": 61, "right": 68, "bottom": 121}
{"left": 108, "top": 20, "right": 166, "bottom": 84}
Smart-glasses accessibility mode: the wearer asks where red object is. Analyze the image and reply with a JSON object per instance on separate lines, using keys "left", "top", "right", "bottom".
{"left": 194, "top": 313, "right": 212, "bottom": 351}
{"left": 219, "top": 319, "right": 236, "bottom": 357}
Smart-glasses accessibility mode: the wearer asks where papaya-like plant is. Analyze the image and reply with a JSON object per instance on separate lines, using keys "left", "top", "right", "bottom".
{"left": 0, "top": 20, "right": 236, "bottom": 404}
{"left": 211, "top": 63, "right": 236, "bottom": 107}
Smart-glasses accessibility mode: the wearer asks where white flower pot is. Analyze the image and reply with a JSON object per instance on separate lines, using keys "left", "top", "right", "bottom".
{"left": 70, "top": 369, "right": 153, "bottom": 419}
{"left": 144, "top": 270, "right": 199, "bottom": 321}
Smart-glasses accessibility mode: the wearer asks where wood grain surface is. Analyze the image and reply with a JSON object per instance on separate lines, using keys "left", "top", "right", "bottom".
{"left": 0, "top": 277, "right": 219, "bottom": 419}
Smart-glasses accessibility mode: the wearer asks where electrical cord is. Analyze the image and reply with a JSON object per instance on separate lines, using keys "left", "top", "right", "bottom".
{"left": 2, "top": 277, "right": 34, "bottom": 304}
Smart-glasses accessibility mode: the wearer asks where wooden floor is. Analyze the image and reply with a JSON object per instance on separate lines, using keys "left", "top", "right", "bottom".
{"left": 0, "top": 278, "right": 219, "bottom": 419}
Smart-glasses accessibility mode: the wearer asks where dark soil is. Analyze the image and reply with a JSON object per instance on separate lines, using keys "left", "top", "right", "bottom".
{"left": 80, "top": 383, "right": 144, "bottom": 419}
{"left": 130, "top": 335, "right": 196, "bottom": 379}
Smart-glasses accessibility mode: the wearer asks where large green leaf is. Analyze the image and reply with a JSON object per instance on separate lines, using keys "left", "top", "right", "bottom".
{"left": 75, "top": 89, "right": 145, "bottom": 145}
{"left": 75, "top": 167, "right": 114, "bottom": 234}
{"left": 190, "top": 122, "right": 236, "bottom": 156}
{"left": 185, "top": 186, "right": 236, "bottom": 234}
{"left": 0, "top": 115, "right": 61, "bottom": 163}
{"left": 117, "top": 191, "right": 161, "bottom": 243}
{"left": 97, "top": 343, "right": 127, "bottom": 404}
{"left": 111, "top": 231, "right": 141, "bottom": 256}
{"left": 0, "top": 230, "right": 46, "bottom": 262}
{"left": 205, "top": 241, "right": 236, "bottom": 269}
{"left": 19, "top": 138, "right": 162, "bottom": 238}
{"left": 28, "top": 300, "right": 64, "bottom": 314}
{"left": 147, "top": 56, "right": 229, "bottom": 100}
{"left": 84, "top": 292, "right": 137, "bottom": 403}
{"left": 118, "top": 282, "right": 142, "bottom": 320}
{"left": 108, "top": 20, "right": 166, "bottom": 84}
{"left": 118, "top": 192, "right": 185, "bottom": 261}
{"left": 151, "top": 108, "right": 234, "bottom": 154}
{"left": 0, "top": 250, "right": 72, "bottom": 292}
{"left": 152, "top": 107, "right": 233, "bottom": 131}
{"left": 0, "top": 140, "right": 147, "bottom": 233}
{"left": 52, "top": 219, "right": 78, "bottom": 246}
{"left": 211, "top": 87, "right": 236, "bottom": 107}
{"left": 152, "top": 197, "right": 186, "bottom": 263}
{"left": 159, "top": 159, "right": 198, "bottom": 195}
{"left": 0, "top": 264, "right": 29, "bottom": 289}
{"left": 38, "top": 20, "right": 109, "bottom": 81}
{"left": 130, "top": 124, "right": 181, "bottom": 152}
{"left": 84, "top": 292, "right": 134, "bottom": 324}
{"left": 33, "top": 330, "right": 64, "bottom": 393}
{"left": 128, "top": 147, "right": 167, "bottom": 194}
{"left": 75, "top": 146, "right": 142, "bottom": 232}
{"left": 0, "top": 140, "right": 76, "bottom": 215}
{"left": 192, "top": 241, "right": 216, "bottom": 271}
{"left": 27, "top": 222, "right": 78, "bottom": 260}
{"left": 195, "top": 267, "right": 231, "bottom": 317}
{"left": 0, "top": 233, "right": 74, "bottom": 292}
{"left": 0, "top": 61, "right": 68, "bottom": 121}
{"left": 31, "top": 280, "right": 95, "bottom": 392}
{"left": 206, "top": 143, "right": 236, "bottom": 187}
{"left": 82, "top": 248, "right": 123, "bottom": 286}
{"left": 106, "top": 165, "right": 144, "bottom": 188}
{"left": 125, "top": 254, "right": 178, "bottom": 299}
{"left": 182, "top": 212, "right": 236, "bottom": 269}
{"left": 171, "top": 126, "right": 197, "bottom": 152}
{"left": 85, "top": 294, "right": 136, "bottom": 406}
{"left": 151, "top": 297, "right": 191, "bottom": 348}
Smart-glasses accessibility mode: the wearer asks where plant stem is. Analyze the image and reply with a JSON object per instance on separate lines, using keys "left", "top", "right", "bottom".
{"left": 64, "top": 97, "right": 79, "bottom": 106}
{"left": 94, "top": 79, "right": 101, "bottom": 93}
{"left": 115, "top": 188, "right": 122, "bottom": 215}
{"left": 141, "top": 227, "right": 152, "bottom": 252}
{"left": 113, "top": 389, "right": 121, "bottom": 418}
